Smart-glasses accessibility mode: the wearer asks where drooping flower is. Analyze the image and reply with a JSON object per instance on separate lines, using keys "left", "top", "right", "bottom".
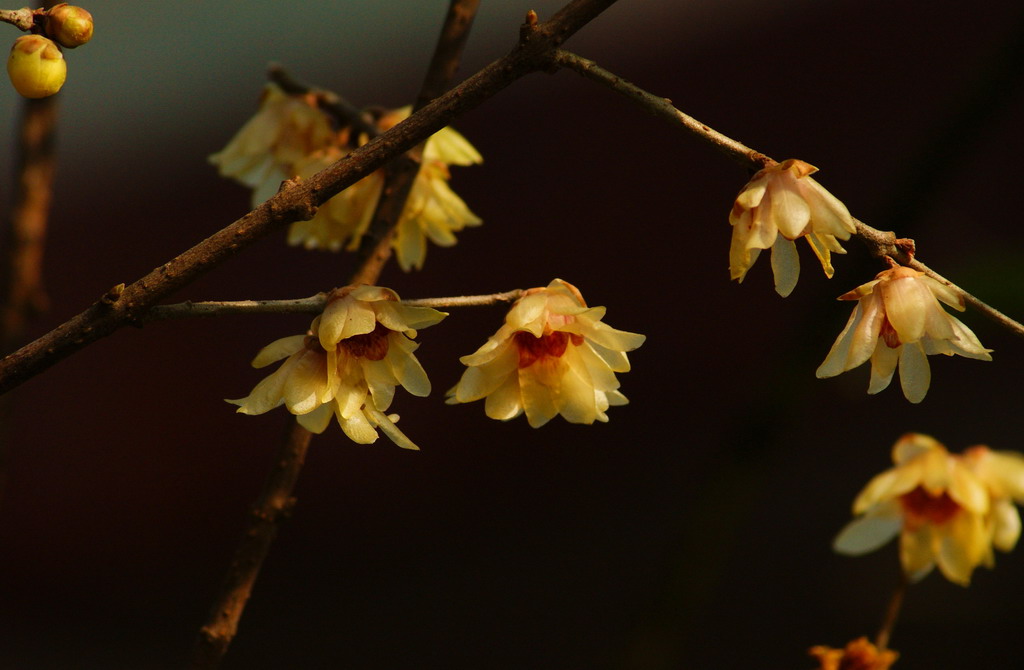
{"left": 228, "top": 285, "right": 446, "bottom": 449}
{"left": 729, "top": 158, "right": 855, "bottom": 297}
{"left": 209, "top": 83, "right": 336, "bottom": 206}
{"left": 808, "top": 637, "right": 898, "bottom": 670}
{"left": 446, "top": 279, "right": 645, "bottom": 428}
{"left": 816, "top": 266, "right": 991, "bottom": 403}
{"left": 211, "top": 87, "right": 482, "bottom": 269}
{"left": 832, "top": 433, "right": 1024, "bottom": 586}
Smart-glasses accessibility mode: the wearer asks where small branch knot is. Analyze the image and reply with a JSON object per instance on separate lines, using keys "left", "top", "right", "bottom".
{"left": 519, "top": 10, "right": 539, "bottom": 43}
{"left": 100, "top": 283, "right": 125, "bottom": 306}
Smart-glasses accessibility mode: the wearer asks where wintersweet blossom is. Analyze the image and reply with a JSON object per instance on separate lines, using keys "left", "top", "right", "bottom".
{"left": 808, "top": 638, "right": 898, "bottom": 670}
{"left": 729, "top": 159, "right": 855, "bottom": 297}
{"left": 209, "top": 83, "right": 335, "bottom": 206}
{"left": 815, "top": 266, "right": 991, "bottom": 403}
{"left": 228, "top": 285, "right": 446, "bottom": 449}
{"left": 446, "top": 279, "right": 645, "bottom": 428}
{"left": 833, "top": 433, "right": 1024, "bottom": 586}
{"left": 210, "top": 91, "right": 482, "bottom": 270}
{"left": 363, "top": 106, "right": 483, "bottom": 271}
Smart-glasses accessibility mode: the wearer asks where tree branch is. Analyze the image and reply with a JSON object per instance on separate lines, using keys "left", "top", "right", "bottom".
{"left": 0, "top": 0, "right": 621, "bottom": 397}
{"left": 0, "top": 7, "right": 40, "bottom": 31}
{"left": 190, "top": 418, "right": 313, "bottom": 668}
{"left": 551, "top": 49, "right": 1024, "bottom": 340}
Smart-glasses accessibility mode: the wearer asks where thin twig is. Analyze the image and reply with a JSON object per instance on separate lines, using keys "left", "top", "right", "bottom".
{"left": 267, "top": 64, "right": 379, "bottom": 139}
{"left": 402, "top": 289, "right": 522, "bottom": 308}
{"left": 144, "top": 295, "right": 327, "bottom": 321}
{"left": 143, "top": 289, "right": 523, "bottom": 322}
{"left": 552, "top": 48, "right": 1024, "bottom": 341}
{"left": 550, "top": 50, "right": 773, "bottom": 170}
{"left": 874, "top": 571, "right": 908, "bottom": 653}
{"left": 0, "top": 7, "right": 40, "bottom": 31}
{"left": 0, "top": 0, "right": 620, "bottom": 397}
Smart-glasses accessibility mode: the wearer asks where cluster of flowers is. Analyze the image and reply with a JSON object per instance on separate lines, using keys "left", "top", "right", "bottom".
{"left": 210, "top": 85, "right": 483, "bottom": 271}
{"left": 229, "top": 280, "right": 644, "bottom": 449}
{"left": 5, "top": 4, "right": 93, "bottom": 98}
{"left": 728, "top": 159, "right": 992, "bottom": 403}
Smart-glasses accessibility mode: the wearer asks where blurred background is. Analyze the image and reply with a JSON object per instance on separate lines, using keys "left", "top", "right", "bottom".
{"left": 3, "top": 1, "right": 1024, "bottom": 667}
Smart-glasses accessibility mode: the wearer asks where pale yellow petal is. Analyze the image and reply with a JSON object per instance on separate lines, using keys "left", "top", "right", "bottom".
{"left": 991, "top": 499, "right": 1022, "bottom": 552}
{"left": 900, "top": 525, "right": 937, "bottom": 582}
{"left": 251, "top": 335, "right": 307, "bottom": 368}
{"left": 770, "top": 236, "right": 800, "bottom": 297}
{"left": 365, "top": 406, "right": 420, "bottom": 450}
{"left": 337, "top": 407, "right": 379, "bottom": 444}
{"left": 897, "top": 342, "right": 931, "bottom": 404}
{"left": 385, "top": 335, "right": 431, "bottom": 397}
{"left": 297, "top": 403, "right": 334, "bottom": 434}
{"left": 833, "top": 501, "right": 902, "bottom": 555}
{"left": 867, "top": 340, "right": 900, "bottom": 395}
{"left": 484, "top": 373, "right": 523, "bottom": 421}
{"left": 767, "top": 178, "right": 812, "bottom": 239}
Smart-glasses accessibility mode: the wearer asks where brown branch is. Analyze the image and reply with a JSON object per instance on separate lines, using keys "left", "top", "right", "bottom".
{"left": 552, "top": 48, "right": 1024, "bottom": 341}
{"left": 188, "top": 1, "right": 619, "bottom": 665}
{"left": 0, "top": 0, "right": 620, "bottom": 397}
{"left": 0, "top": 7, "right": 41, "bottom": 31}
{"left": 350, "top": 0, "right": 481, "bottom": 280}
{"left": 1, "top": 96, "right": 58, "bottom": 352}
{"left": 190, "top": 418, "right": 313, "bottom": 668}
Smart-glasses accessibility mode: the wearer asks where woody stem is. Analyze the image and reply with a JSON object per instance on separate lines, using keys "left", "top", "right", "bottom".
{"left": 874, "top": 570, "right": 908, "bottom": 653}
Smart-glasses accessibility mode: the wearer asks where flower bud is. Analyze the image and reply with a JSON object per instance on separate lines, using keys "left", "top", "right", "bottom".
{"left": 45, "top": 4, "right": 94, "bottom": 49}
{"left": 7, "top": 35, "right": 67, "bottom": 99}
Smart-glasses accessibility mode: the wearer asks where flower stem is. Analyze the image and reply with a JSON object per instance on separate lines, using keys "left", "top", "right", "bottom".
{"left": 874, "top": 571, "right": 909, "bottom": 653}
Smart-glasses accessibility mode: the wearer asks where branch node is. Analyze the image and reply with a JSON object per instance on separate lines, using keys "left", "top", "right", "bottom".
{"left": 519, "top": 10, "right": 540, "bottom": 43}
{"left": 100, "top": 283, "right": 125, "bottom": 306}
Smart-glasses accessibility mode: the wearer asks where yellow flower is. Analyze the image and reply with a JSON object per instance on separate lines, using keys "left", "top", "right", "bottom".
{"left": 808, "top": 637, "right": 898, "bottom": 670}
{"left": 228, "top": 285, "right": 446, "bottom": 449}
{"left": 832, "top": 433, "right": 1024, "bottom": 586}
{"left": 286, "top": 147, "right": 385, "bottom": 251}
{"left": 446, "top": 279, "right": 645, "bottom": 428}
{"left": 729, "top": 159, "right": 855, "bottom": 297}
{"left": 816, "top": 266, "right": 991, "bottom": 403}
{"left": 209, "top": 83, "right": 335, "bottom": 206}
{"left": 392, "top": 159, "right": 482, "bottom": 271}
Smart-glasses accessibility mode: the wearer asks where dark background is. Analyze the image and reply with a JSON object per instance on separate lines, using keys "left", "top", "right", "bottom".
{"left": 3, "top": 1, "right": 1024, "bottom": 667}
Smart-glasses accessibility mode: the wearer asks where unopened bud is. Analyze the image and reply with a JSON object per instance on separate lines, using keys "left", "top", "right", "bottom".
{"left": 45, "top": 4, "right": 94, "bottom": 49}
{"left": 7, "top": 35, "right": 67, "bottom": 99}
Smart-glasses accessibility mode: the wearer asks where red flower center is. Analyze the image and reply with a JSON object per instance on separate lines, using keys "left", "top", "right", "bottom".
{"left": 514, "top": 330, "right": 584, "bottom": 368}
{"left": 339, "top": 322, "right": 391, "bottom": 361}
{"left": 879, "top": 315, "right": 901, "bottom": 348}
{"left": 899, "top": 486, "right": 960, "bottom": 528}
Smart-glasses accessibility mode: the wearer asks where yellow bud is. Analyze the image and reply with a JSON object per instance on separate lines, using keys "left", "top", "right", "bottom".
{"left": 45, "top": 4, "right": 94, "bottom": 49}
{"left": 7, "top": 35, "right": 67, "bottom": 99}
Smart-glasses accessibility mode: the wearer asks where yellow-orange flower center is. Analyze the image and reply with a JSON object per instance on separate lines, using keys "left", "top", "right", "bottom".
{"left": 899, "top": 486, "right": 960, "bottom": 529}
{"left": 514, "top": 330, "right": 584, "bottom": 368}
{"left": 340, "top": 322, "right": 391, "bottom": 360}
